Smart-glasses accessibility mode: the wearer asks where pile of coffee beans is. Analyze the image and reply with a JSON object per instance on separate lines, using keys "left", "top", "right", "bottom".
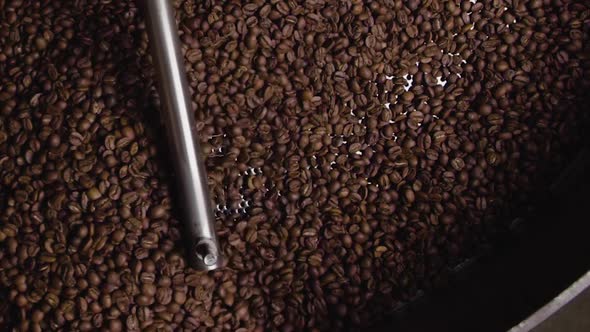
{"left": 1, "top": 0, "right": 589, "bottom": 330}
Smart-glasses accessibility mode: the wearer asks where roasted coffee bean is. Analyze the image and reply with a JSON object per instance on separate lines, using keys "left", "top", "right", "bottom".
{"left": 0, "top": 0, "right": 589, "bottom": 330}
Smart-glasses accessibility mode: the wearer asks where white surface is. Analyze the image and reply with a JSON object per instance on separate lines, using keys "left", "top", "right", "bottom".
{"left": 509, "top": 270, "right": 590, "bottom": 332}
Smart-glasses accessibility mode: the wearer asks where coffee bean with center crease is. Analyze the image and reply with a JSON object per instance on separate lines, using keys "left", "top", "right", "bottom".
{"left": 0, "top": 0, "right": 588, "bottom": 330}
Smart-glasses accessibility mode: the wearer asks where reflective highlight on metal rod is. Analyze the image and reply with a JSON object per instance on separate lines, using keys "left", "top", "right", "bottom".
{"left": 143, "top": 0, "right": 221, "bottom": 270}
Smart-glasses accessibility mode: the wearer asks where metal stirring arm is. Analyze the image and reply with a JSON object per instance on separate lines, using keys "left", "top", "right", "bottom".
{"left": 143, "top": 0, "right": 221, "bottom": 271}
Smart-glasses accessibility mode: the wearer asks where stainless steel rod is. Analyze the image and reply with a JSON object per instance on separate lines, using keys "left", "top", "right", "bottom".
{"left": 143, "top": 0, "right": 221, "bottom": 270}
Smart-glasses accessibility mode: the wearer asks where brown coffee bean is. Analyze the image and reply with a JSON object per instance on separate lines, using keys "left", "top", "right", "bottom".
{"left": 148, "top": 205, "right": 166, "bottom": 219}
{"left": 404, "top": 189, "right": 416, "bottom": 203}
{"left": 35, "top": 36, "right": 48, "bottom": 50}
{"left": 359, "top": 66, "right": 372, "bottom": 80}
{"left": 87, "top": 188, "right": 102, "bottom": 201}
{"left": 156, "top": 287, "right": 172, "bottom": 305}
{"left": 1, "top": 0, "right": 588, "bottom": 330}
{"left": 401, "top": 91, "right": 415, "bottom": 102}
{"left": 451, "top": 158, "right": 465, "bottom": 171}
